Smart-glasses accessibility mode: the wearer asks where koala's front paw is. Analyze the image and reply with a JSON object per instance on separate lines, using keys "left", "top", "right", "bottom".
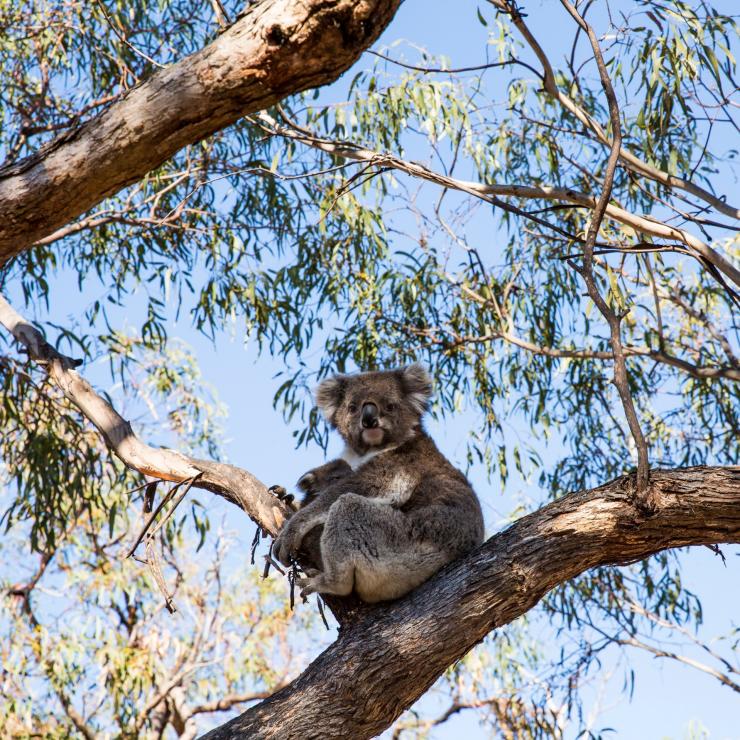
{"left": 268, "top": 484, "right": 295, "bottom": 506}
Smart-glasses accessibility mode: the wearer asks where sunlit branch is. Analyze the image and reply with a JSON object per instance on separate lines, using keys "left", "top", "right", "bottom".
{"left": 615, "top": 634, "right": 740, "bottom": 693}
{"left": 366, "top": 49, "right": 535, "bottom": 76}
{"left": 0, "top": 292, "right": 290, "bottom": 536}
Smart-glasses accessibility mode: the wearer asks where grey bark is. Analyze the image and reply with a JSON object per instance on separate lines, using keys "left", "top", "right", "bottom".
{"left": 0, "top": 0, "right": 401, "bottom": 263}
{"left": 203, "top": 466, "right": 740, "bottom": 739}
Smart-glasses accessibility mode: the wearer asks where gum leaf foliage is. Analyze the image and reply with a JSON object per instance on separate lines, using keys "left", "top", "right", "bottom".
{"left": 0, "top": 0, "right": 738, "bottom": 735}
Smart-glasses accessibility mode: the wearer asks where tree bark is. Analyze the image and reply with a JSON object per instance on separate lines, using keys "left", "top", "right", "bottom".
{"left": 202, "top": 466, "right": 740, "bottom": 739}
{"left": 0, "top": 0, "right": 401, "bottom": 263}
{"left": 2, "top": 297, "right": 738, "bottom": 738}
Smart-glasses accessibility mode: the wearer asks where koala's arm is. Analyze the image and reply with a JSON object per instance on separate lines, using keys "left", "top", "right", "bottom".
{"left": 296, "top": 458, "right": 353, "bottom": 507}
{"left": 404, "top": 474, "right": 485, "bottom": 555}
{"left": 273, "top": 480, "right": 354, "bottom": 566}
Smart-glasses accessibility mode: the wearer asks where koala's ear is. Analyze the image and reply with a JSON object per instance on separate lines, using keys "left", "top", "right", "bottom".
{"left": 399, "top": 363, "right": 433, "bottom": 414}
{"left": 314, "top": 375, "right": 346, "bottom": 425}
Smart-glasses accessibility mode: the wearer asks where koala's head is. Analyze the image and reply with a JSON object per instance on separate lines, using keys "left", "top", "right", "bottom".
{"left": 315, "top": 364, "right": 433, "bottom": 454}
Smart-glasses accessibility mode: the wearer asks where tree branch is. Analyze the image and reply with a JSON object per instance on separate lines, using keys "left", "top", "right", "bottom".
{"left": 0, "top": 0, "right": 402, "bottom": 262}
{"left": 0, "top": 292, "right": 291, "bottom": 536}
{"left": 487, "top": 0, "right": 740, "bottom": 221}
{"left": 557, "top": 0, "right": 650, "bottom": 503}
{"left": 254, "top": 112, "right": 740, "bottom": 288}
{"left": 203, "top": 465, "right": 740, "bottom": 739}
{"left": 385, "top": 313, "right": 740, "bottom": 383}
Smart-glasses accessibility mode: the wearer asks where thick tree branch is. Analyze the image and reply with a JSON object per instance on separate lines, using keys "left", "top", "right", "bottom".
{"left": 203, "top": 465, "right": 740, "bottom": 739}
{"left": 0, "top": 0, "right": 401, "bottom": 262}
{"left": 0, "top": 293, "right": 291, "bottom": 535}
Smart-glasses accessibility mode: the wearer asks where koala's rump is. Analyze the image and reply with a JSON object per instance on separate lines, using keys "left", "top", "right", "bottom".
{"left": 354, "top": 543, "right": 448, "bottom": 602}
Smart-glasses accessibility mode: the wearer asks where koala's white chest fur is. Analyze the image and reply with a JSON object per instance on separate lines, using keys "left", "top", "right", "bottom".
{"left": 340, "top": 445, "right": 395, "bottom": 470}
{"left": 340, "top": 445, "right": 417, "bottom": 507}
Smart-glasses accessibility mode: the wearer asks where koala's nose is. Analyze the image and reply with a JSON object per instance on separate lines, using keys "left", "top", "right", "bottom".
{"left": 361, "top": 402, "right": 379, "bottom": 428}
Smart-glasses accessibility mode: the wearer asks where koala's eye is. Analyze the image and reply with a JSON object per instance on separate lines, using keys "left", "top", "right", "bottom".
{"left": 348, "top": 402, "right": 358, "bottom": 413}
{"left": 386, "top": 402, "right": 397, "bottom": 412}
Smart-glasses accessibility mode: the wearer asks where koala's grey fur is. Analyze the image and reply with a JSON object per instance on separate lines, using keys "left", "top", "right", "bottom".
{"left": 274, "top": 364, "right": 484, "bottom": 603}
{"left": 291, "top": 459, "right": 353, "bottom": 570}
{"left": 296, "top": 458, "right": 353, "bottom": 508}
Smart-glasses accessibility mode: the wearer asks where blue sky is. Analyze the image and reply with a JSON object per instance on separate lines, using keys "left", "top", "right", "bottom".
{"left": 6, "top": 0, "right": 739, "bottom": 736}
{"left": 194, "top": 2, "right": 738, "bottom": 736}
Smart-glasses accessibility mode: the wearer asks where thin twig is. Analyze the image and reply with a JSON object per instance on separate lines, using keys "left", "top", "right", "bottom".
{"left": 559, "top": 0, "right": 652, "bottom": 504}
{"left": 147, "top": 473, "right": 202, "bottom": 539}
{"left": 145, "top": 538, "right": 177, "bottom": 613}
{"left": 126, "top": 479, "right": 184, "bottom": 558}
{"left": 366, "top": 49, "right": 527, "bottom": 75}
{"left": 94, "top": 0, "right": 165, "bottom": 69}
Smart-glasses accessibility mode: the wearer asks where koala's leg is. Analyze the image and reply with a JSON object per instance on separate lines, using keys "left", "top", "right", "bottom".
{"left": 298, "top": 493, "right": 447, "bottom": 602}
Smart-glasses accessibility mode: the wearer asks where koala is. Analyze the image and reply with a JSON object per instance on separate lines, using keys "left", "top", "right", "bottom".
{"left": 296, "top": 458, "right": 353, "bottom": 508}
{"left": 273, "top": 364, "right": 484, "bottom": 603}
{"left": 289, "top": 459, "right": 354, "bottom": 570}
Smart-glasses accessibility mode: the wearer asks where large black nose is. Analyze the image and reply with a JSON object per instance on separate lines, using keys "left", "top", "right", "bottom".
{"left": 361, "top": 402, "right": 379, "bottom": 428}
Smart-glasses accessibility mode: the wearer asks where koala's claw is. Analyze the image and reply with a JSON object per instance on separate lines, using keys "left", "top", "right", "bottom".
{"left": 268, "top": 484, "right": 293, "bottom": 502}
{"left": 297, "top": 574, "right": 321, "bottom": 598}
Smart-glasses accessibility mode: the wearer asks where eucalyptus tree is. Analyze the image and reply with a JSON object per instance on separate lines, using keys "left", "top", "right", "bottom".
{"left": 0, "top": 0, "right": 738, "bottom": 737}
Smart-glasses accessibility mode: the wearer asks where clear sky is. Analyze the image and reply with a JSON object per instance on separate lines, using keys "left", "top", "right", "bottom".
{"left": 11, "top": 0, "right": 739, "bottom": 737}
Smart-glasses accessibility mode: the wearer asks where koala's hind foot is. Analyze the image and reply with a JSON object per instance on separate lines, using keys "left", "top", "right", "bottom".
{"left": 296, "top": 571, "right": 351, "bottom": 600}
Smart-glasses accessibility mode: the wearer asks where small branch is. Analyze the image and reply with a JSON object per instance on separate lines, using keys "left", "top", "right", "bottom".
{"left": 487, "top": 0, "right": 740, "bottom": 220}
{"left": 145, "top": 537, "right": 177, "bottom": 613}
{"left": 126, "top": 475, "right": 200, "bottom": 558}
{"left": 559, "top": 0, "right": 651, "bottom": 504}
{"left": 93, "top": 0, "right": 165, "bottom": 69}
{"left": 366, "top": 49, "right": 525, "bottom": 75}
{"left": 188, "top": 690, "right": 277, "bottom": 716}
{"left": 253, "top": 112, "right": 740, "bottom": 288}
{"left": 615, "top": 635, "right": 740, "bottom": 693}
{"left": 0, "top": 292, "right": 291, "bottom": 536}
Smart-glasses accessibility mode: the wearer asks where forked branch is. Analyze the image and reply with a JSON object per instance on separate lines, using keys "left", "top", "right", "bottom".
{"left": 557, "top": 0, "right": 651, "bottom": 501}
{"left": 0, "top": 292, "right": 290, "bottom": 536}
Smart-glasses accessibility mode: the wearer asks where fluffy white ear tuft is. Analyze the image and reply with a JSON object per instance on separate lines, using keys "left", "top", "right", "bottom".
{"left": 314, "top": 375, "right": 346, "bottom": 425}
{"left": 400, "top": 363, "right": 433, "bottom": 414}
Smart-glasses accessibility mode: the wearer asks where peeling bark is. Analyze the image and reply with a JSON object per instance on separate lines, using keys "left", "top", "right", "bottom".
{"left": 203, "top": 466, "right": 740, "bottom": 739}
{"left": 0, "top": 0, "right": 401, "bottom": 262}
